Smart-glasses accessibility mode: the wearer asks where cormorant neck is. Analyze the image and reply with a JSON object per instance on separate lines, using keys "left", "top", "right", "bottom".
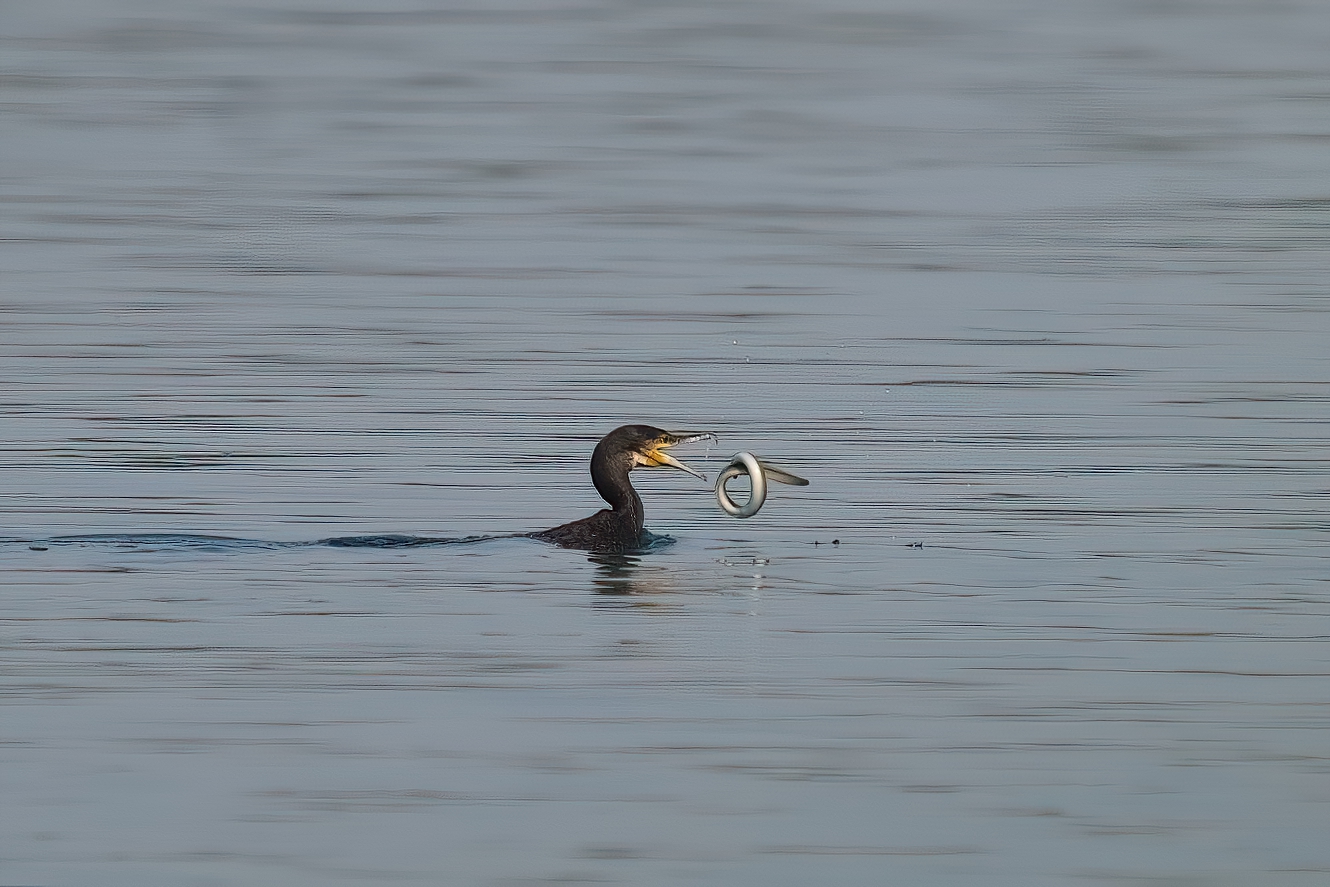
{"left": 590, "top": 442, "right": 644, "bottom": 531}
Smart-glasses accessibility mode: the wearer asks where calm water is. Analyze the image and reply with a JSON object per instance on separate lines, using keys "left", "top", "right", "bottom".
{"left": 3, "top": 0, "right": 1329, "bottom": 885}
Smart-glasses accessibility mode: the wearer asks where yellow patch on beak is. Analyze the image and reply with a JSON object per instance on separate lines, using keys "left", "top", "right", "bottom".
{"left": 640, "top": 442, "right": 706, "bottom": 481}
{"left": 642, "top": 446, "right": 669, "bottom": 467}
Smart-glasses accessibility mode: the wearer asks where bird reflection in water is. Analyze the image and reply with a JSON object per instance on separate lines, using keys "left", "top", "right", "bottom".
{"left": 589, "top": 551, "right": 642, "bottom": 595}
{"left": 587, "top": 550, "right": 678, "bottom": 599}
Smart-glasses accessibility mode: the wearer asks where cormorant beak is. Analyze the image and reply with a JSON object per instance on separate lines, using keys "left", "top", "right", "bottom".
{"left": 643, "top": 431, "right": 714, "bottom": 482}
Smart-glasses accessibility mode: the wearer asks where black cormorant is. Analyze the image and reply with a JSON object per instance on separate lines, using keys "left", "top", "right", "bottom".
{"left": 531, "top": 425, "right": 710, "bottom": 553}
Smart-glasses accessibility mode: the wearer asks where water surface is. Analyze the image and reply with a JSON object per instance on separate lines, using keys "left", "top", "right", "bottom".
{"left": 2, "top": 1, "right": 1329, "bottom": 885}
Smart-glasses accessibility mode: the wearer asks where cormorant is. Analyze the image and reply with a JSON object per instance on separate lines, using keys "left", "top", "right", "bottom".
{"left": 531, "top": 425, "right": 710, "bottom": 553}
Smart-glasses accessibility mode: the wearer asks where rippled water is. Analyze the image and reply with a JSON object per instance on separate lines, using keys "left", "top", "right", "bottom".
{"left": 3, "top": 1, "right": 1329, "bottom": 885}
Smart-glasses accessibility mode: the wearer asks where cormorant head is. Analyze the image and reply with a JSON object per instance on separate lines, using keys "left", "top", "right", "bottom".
{"left": 596, "top": 425, "right": 712, "bottom": 481}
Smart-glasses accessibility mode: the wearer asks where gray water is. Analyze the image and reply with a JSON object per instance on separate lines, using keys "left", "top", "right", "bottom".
{"left": 3, "top": 1, "right": 1329, "bottom": 885}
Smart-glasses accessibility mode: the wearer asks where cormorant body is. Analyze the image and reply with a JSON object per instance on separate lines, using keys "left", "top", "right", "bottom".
{"left": 531, "top": 425, "right": 708, "bottom": 553}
